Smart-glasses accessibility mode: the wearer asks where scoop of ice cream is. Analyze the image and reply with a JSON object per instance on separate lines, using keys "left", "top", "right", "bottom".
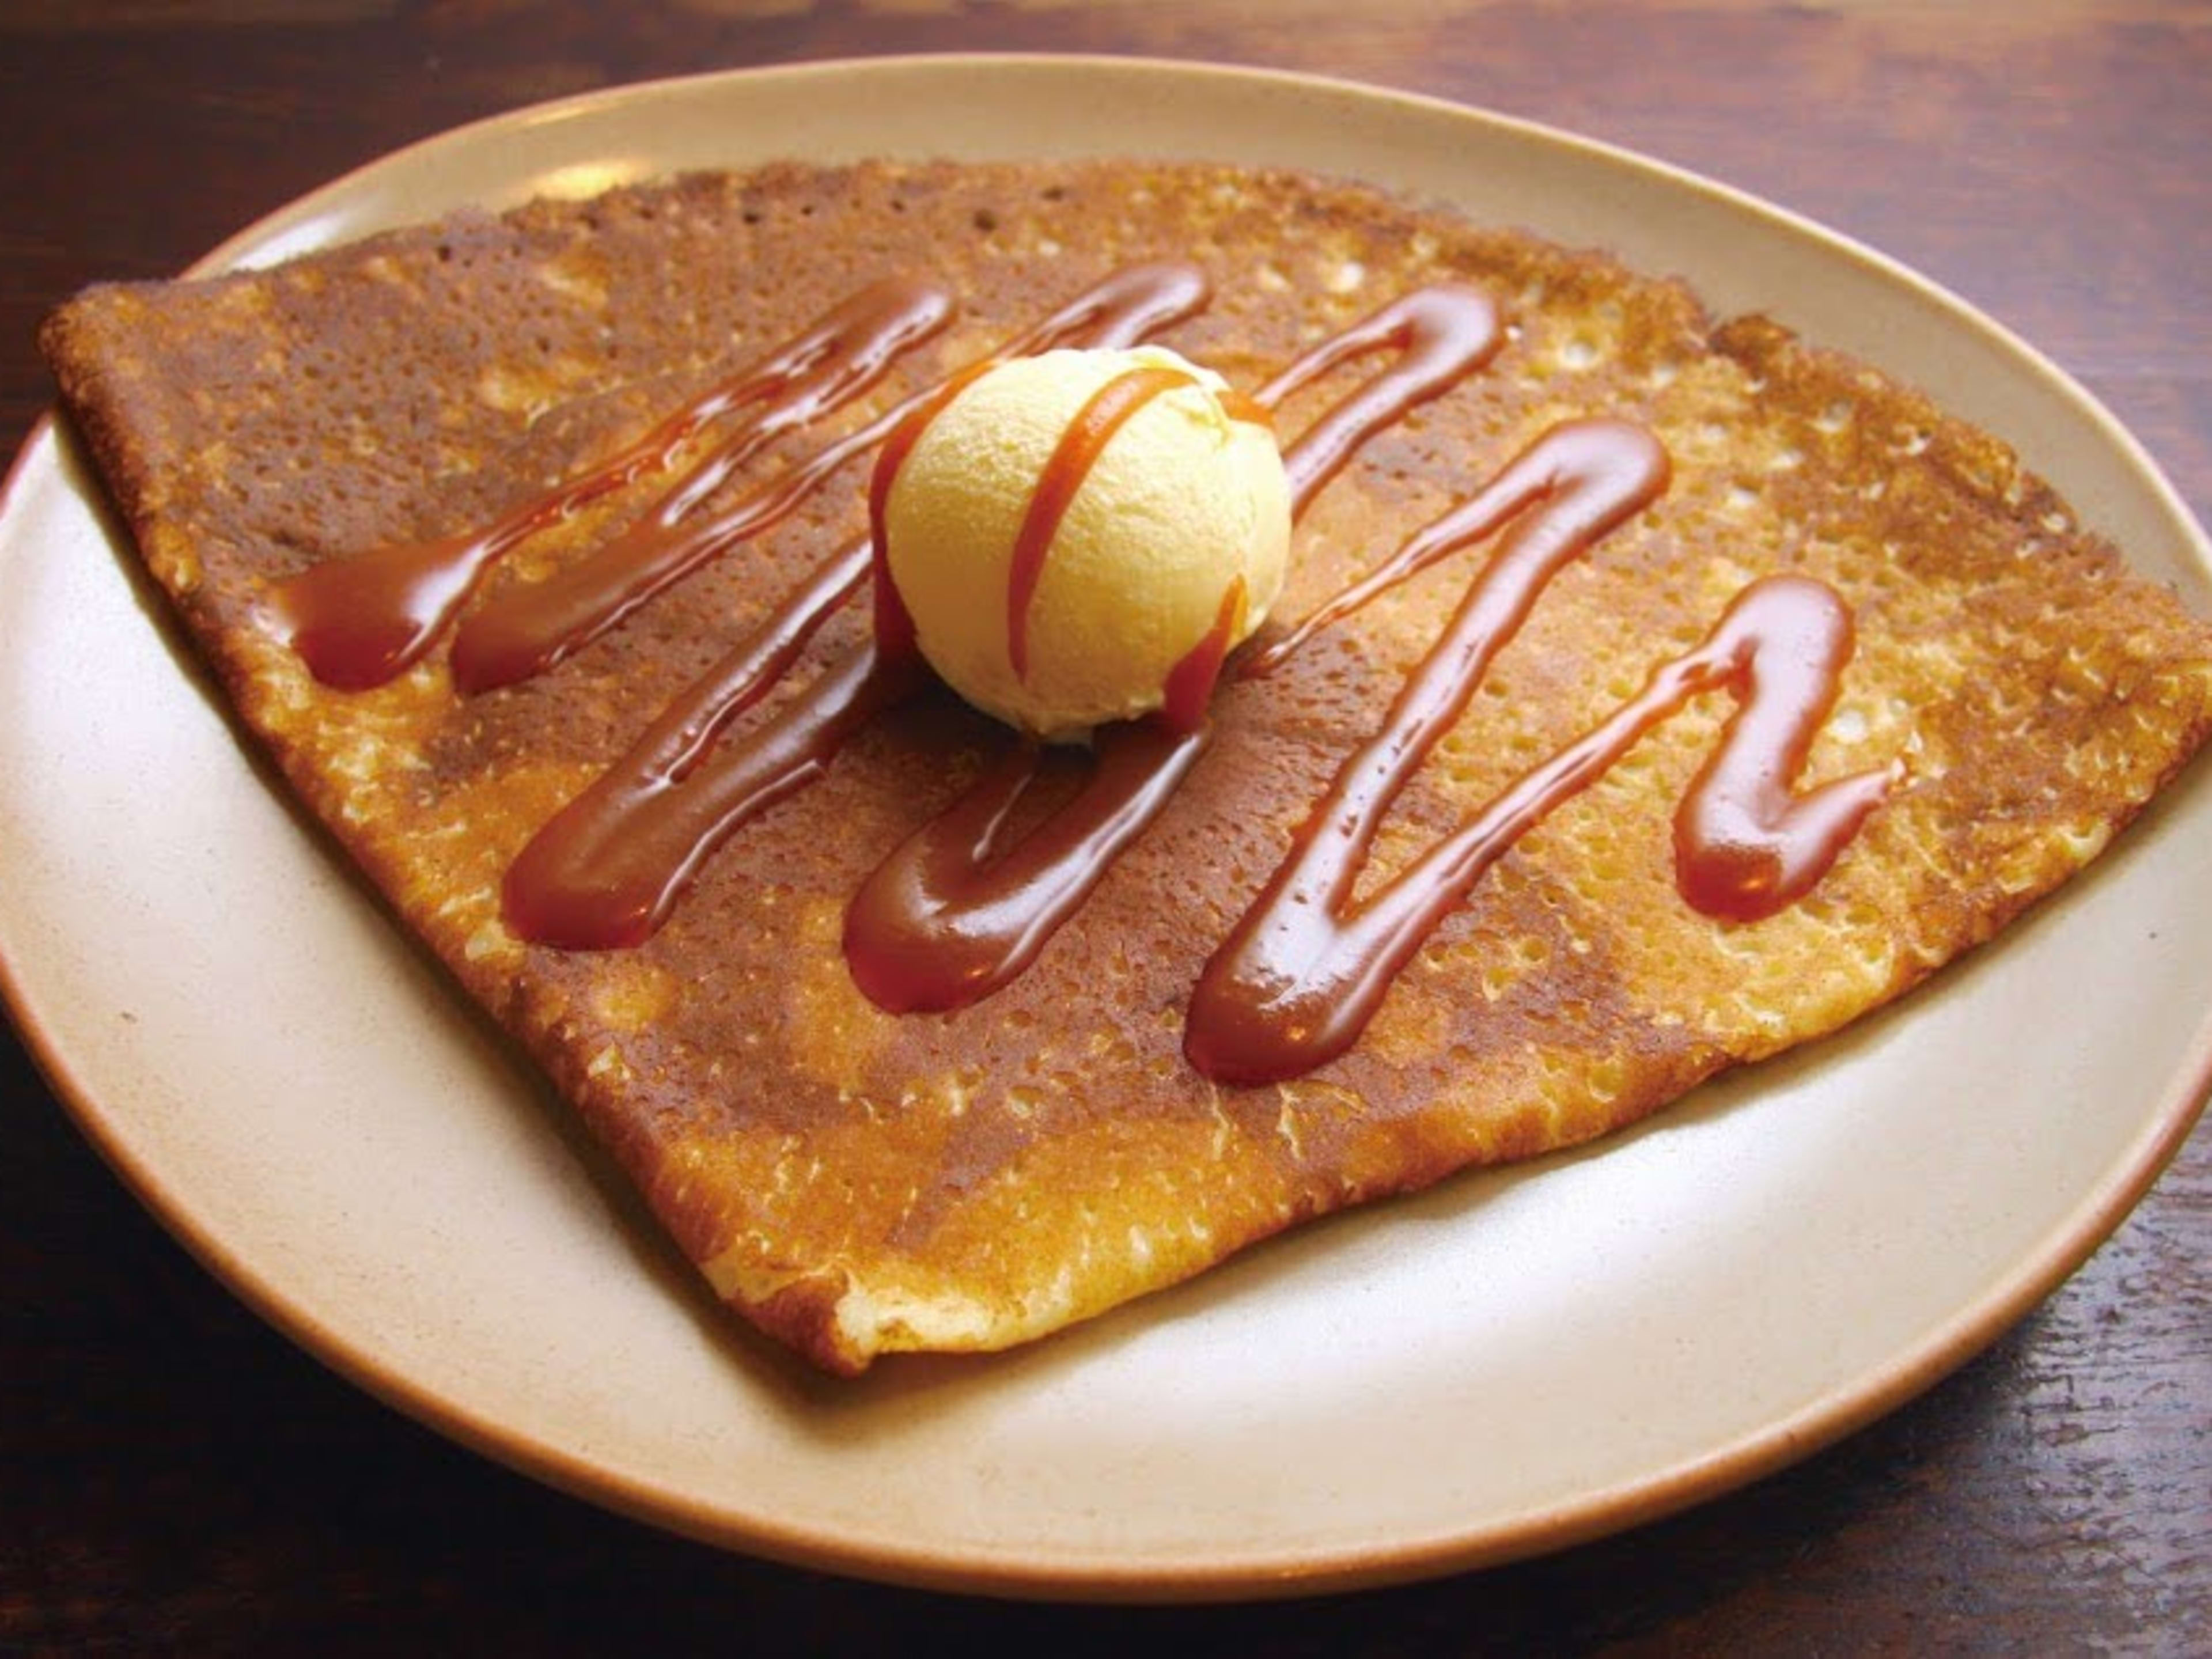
{"left": 877, "top": 344, "right": 1291, "bottom": 739}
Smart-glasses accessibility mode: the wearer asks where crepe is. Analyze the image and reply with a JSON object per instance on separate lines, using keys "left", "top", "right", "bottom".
{"left": 41, "top": 159, "right": 2212, "bottom": 1374}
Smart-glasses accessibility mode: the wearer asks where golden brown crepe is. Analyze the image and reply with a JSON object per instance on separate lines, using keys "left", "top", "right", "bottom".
{"left": 41, "top": 160, "right": 2212, "bottom": 1373}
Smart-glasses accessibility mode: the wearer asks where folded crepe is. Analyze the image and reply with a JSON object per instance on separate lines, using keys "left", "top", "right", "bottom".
{"left": 41, "top": 159, "right": 2212, "bottom": 1373}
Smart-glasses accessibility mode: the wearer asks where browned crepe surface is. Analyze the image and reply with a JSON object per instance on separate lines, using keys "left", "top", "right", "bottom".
{"left": 41, "top": 161, "right": 2212, "bottom": 1373}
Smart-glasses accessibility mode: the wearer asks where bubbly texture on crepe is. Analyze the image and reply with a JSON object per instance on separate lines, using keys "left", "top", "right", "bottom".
{"left": 41, "top": 160, "right": 2212, "bottom": 1373}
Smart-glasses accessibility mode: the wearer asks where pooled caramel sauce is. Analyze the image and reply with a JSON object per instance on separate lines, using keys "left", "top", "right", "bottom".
{"left": 287, "top": 265, "right": 1896, "bottom": 1083}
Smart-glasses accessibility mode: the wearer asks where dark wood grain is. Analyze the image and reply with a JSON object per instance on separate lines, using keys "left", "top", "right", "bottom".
{"left": 3, "top": 2, "right": 2206, "bottom": 1650}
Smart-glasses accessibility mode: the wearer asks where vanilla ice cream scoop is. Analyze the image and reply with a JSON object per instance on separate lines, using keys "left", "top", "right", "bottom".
{"left": 875, "top": 345, "right": 1291, "bottom": 739}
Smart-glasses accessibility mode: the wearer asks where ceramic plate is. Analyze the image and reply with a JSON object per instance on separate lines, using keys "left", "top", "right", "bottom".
{"left": 4, "top": 56, "right": 2209, "bottom": 1600}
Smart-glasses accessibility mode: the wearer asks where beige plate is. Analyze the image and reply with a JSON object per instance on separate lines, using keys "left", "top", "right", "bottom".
{"left": 3, "top": 56, "right": 2209, "bottom": 1601}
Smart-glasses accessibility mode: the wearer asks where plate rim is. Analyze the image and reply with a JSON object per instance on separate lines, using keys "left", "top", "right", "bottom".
{"left": 5, "top": 51, "right": 2210, "bottom": 1600}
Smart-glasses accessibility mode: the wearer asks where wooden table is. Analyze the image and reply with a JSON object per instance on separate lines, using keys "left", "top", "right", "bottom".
{"left": 3, "top": 3, "right": 2205, "bottom": 1649}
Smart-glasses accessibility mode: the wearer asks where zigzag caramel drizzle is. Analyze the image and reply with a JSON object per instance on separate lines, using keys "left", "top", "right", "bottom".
{"left": 270, "top": 263, "right": 1895, "bottom": 1085}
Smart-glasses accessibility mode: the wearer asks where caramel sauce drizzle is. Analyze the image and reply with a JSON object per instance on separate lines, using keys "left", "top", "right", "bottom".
{"left": 269, "top": 277, "right": 953, "bottom": 691}
{"left": 450, "top": 389, "right": 906, "bottom": 694}
{"left": 1005, "top": 364, "right": 1198, "bottom": 683}
{"left": 498, "top": 264, "right": 1213, "bottom": 950}
{"left": 1259, "top": 285, "right": 1511, "bottom": 510}
{"left": 1160, "top": 574, "right": 1249, "bottom": 736}
{"left": 1184, "top": 424, "right": 1896, "bottom": 1084}
{"left": 842, "top": 720, "right": 1210, "bottom": 1013}
{"left": 839, "top": 288, "right": 1508, "bottom": 1014}
{"left": 282, "top": 256, "right": 1893, "bottom": 1084}
{"left": 502, "top": 633, "right": 926, "bottom": 950}
{"left": 863, "top": 357, "right": 996, "bottom": 666}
